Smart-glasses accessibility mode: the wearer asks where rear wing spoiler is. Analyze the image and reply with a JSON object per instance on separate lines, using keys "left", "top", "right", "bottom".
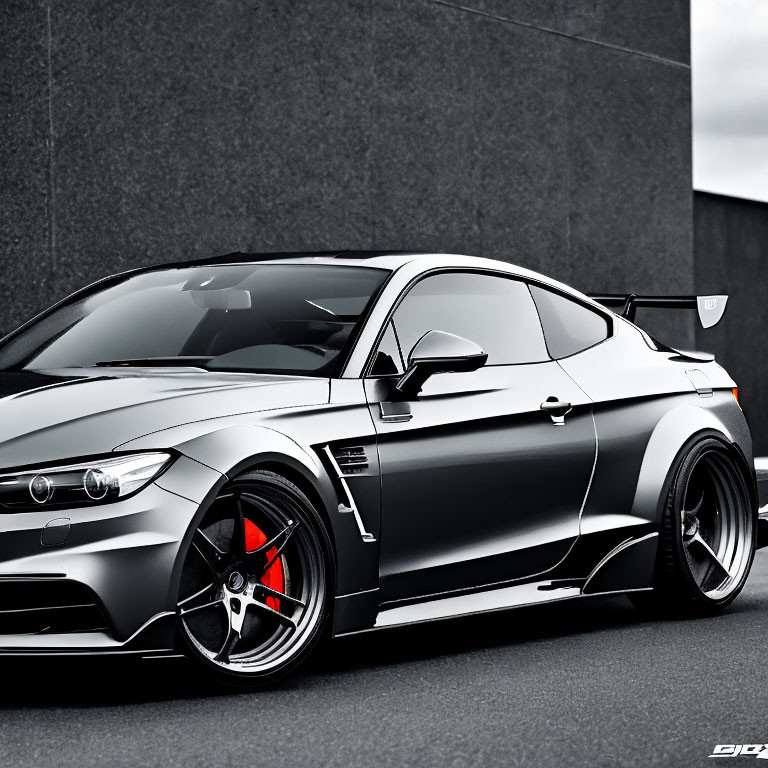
{"left": 588, "top": 294, "right": 728, "bottom": 329}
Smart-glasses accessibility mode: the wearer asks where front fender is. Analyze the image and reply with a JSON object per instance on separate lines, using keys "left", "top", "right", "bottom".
{"left": 171, "top": 423, "right": 326, "bottom": 483}
{"left": 120, "top": 424, "right": 380, "bottom": 608}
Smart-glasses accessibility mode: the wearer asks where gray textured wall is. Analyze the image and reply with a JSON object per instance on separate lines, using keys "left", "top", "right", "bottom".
{"left": 1, "top": 0, "right": 692, "bottom": 342}
{"left": 694, "top": 191, "right": 768, "bottom": 455}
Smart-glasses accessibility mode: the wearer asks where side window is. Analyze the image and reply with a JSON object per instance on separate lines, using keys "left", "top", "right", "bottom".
{"left": 529, "top": 284, "right": 610, "bottom": 359}
{"left": 370, "top": 320, "right": 404, "bottom": 376}
{"left": 388, "top": 272, "right": 549, "bottom": 366}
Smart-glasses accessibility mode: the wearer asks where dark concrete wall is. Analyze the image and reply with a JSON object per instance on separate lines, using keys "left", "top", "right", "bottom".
{"left": 694, "top": 191, "right": 768, "bottom": 454}
{"left": 1, "top": 1, "right": 692, "bottom": 342}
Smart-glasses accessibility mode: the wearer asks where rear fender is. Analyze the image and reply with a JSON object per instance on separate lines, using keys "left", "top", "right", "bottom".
{"left": 631, "top": 401, "right": 749, "bottom": 527}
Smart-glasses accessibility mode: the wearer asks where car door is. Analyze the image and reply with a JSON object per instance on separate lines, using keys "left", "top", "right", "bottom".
{"left": 364, "top": 271, "right": 597, "bottom": 603}
{"left": 527, "top": 283, "right": 678, "bottom": 535}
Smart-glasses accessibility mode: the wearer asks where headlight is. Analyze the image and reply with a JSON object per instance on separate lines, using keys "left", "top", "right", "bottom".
{"left": 0, "top": 452, "right": 174, "bottom": 511}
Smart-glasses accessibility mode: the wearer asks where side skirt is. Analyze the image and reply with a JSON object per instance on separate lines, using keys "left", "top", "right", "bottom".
{"left": 336, "top": 532, "right": 658, "bottom": 634}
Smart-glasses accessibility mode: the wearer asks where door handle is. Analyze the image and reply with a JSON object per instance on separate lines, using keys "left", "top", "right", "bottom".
{"left": 540, "top": 397, "right": 572, "bottom": 425}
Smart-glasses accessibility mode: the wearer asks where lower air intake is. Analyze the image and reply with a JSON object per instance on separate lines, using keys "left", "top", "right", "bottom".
{"left": 0, "top": 579, "right": 109, "bottom": 635}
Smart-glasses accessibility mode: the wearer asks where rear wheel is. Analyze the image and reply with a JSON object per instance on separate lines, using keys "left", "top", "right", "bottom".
{"left": 177, "top": 470, "right": 332, "bottom": 686}
{"left": 630, "top": 438, "right": 756, "bottom": 615}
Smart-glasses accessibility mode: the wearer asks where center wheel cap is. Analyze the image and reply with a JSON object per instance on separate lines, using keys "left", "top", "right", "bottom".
{"left": 228, "top": 571, "right": 247, "bottom": 593}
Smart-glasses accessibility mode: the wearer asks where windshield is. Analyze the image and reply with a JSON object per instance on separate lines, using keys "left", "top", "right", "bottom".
{"left": 0, "top": 264, "right": 389, "bottom": 376}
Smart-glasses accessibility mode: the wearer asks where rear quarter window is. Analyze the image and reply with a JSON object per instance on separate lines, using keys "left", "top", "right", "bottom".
{"left": 529, "top": 284, "right": 610, "bottom": 359}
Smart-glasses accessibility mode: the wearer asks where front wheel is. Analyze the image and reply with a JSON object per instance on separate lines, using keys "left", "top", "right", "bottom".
{"left": 630, "top": 438, "right": 756, "bottom": 616}
{"left": 176, "top": 470, "right": 333, "bottom": 686}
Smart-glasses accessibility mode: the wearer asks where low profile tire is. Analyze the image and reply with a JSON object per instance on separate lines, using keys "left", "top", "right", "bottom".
{"left": 177, "top": 469, "right": 333, "bottom": 686}
{"left": 630, "top": 438, "right": 756, "bottom": 616}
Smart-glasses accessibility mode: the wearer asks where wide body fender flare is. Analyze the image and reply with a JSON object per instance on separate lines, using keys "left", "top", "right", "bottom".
{"left": 630, "top": 402, "right": 753, "bottom": 529}
{"left": 125, "top": 424, "right": 380, "bottom": 616}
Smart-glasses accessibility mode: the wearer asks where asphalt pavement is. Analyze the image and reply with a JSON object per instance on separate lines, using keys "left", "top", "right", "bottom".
{"left": 1, "top": 550, "right": 768, "bottom": 768}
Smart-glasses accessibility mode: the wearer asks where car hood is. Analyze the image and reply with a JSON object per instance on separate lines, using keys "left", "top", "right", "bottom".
{"left": 0, "top": 368, "right": 329, "bottom": 468}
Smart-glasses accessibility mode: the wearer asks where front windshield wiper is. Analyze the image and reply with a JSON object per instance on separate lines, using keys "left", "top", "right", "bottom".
{"left": 92, "top": 356, "right": 213, "bottom": 369}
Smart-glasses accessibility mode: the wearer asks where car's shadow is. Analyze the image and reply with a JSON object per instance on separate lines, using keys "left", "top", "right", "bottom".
{"left": 0, "top": 590, "right": 745, "bottom": 708}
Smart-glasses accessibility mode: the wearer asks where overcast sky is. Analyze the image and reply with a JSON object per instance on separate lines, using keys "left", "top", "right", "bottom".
{"left": 693, "top": 0, "right": 768, "bottom": 203}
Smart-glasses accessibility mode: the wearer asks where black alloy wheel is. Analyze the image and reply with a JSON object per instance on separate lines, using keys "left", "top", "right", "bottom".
{"left": 177, "top": 470, "right": 332, "bottom": 685}
{"left": 631, "top": 437, "right": 756, "bottom": 615}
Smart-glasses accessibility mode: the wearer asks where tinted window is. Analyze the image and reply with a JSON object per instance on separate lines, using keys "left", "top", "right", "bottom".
{"left": 370, "top": 321, "right": 404, "bottom": 376}
{"left": 529, "top": 284, "right": 610, "bottom": 359}
{"left": 0, "top": 264, "right": 388, "bottom": 377}
{"left": 390, "top": 273, "right": 549, "bottom": 366}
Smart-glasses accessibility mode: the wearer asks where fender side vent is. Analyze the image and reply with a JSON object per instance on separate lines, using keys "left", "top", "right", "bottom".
{"left": 331, "top": 446, "right": 368, "bottom": 474}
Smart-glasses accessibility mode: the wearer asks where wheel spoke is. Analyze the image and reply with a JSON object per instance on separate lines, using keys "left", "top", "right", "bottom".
{"left": 178, "top": 583, "right": 216, "bottom": 611}
{"left": 689, "top": 531, "right": 732, "bottom": 585}
{"left": 215, "top": 621, "right": 241, "bottom": 663}
{"left": 233, "top": 496, "right": 247, "bottom": 559}
{"left": 248, "top": 597, "right": 298, "bottom": 629}
{"left": 193, "top": 529, "right": 223, "bottom": 573}
{"left": 256, "top": 583, "right": 306, "bottom": 609}
{"left": 683, "top": 490, "right": 705, "bottom": 519}
{"left": 246, "top": 520, "right": 300, "bottom": 573}
{"left": 262, "top": 532, "right": 296, "bottom": 574}
{"left": 231, "top": 598, "right": 249, "bottom": 633}
{"left": 247, "top": 519, "right": 299, "bottom": 557}
{"left": 180, "top": 597, "right": 224, "bottom": 618}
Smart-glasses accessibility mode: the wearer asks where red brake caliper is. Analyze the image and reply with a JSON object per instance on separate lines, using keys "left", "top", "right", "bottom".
{"left": 244, "top": 519, "right": 285, "bottom": 611}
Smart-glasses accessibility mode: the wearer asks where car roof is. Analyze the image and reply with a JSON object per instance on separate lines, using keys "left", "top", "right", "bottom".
{"left": 183, "top": 250, "right": 539, "bottom": 280}
{"left": 183, "top": 250, "right": 598, "bottom": 302}
{"left": 182, "top": 250, "right": 435, "bottom": 270}
{"left": 101, "top": 249, "right": 607, "bottom": 321}
{"left": 156, "top": 249, "right": 609, "bottom": 311}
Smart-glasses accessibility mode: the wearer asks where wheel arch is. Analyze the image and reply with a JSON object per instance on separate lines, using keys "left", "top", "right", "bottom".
{"left": 164, "top": 425, "right": 378, "bottom": 616}
{"left": 631, "top": 403, "right": 753, "bottom": 528}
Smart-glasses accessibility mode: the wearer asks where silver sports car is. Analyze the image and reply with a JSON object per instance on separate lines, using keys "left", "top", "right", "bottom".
{"left": 0, "top": 251, "right": 759, "bottom": 685}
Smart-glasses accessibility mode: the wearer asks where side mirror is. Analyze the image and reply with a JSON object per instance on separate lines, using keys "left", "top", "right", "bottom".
{"left": 394, "top": 330, "right": 488, "bottom": 399}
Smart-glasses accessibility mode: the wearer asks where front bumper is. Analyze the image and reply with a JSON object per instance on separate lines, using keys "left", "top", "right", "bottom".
{"left": 0, "top": 455, "right": 222, "bottom": 654}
